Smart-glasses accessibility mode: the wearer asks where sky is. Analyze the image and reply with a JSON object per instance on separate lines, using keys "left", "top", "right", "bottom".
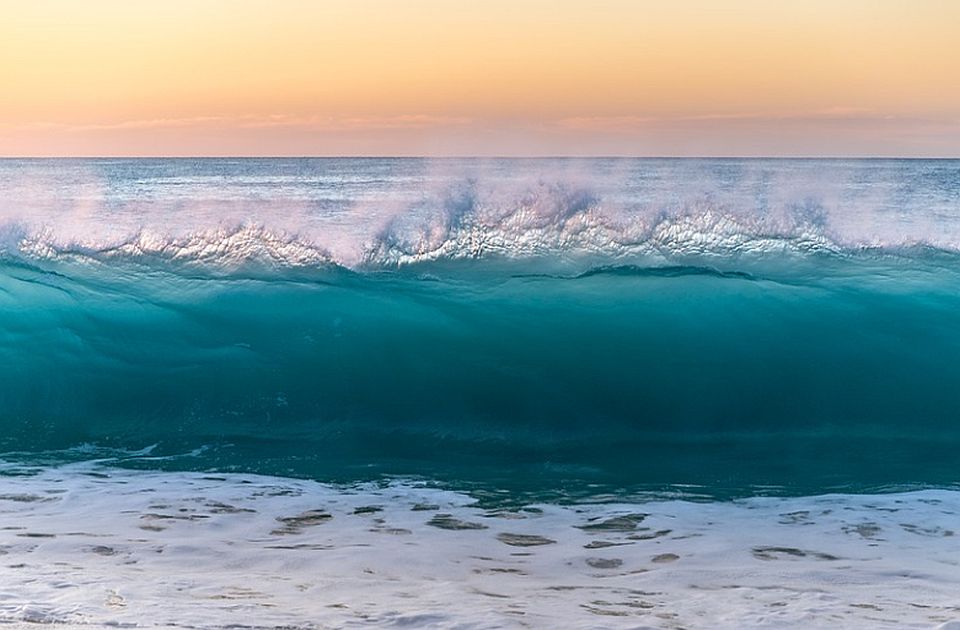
{"left": 1, "top": 0, "right": 958, "bottom": 157}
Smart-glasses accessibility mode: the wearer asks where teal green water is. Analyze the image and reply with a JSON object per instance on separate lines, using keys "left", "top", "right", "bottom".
{"left": 3, "top": 257, "right": 960, "bottom": 498}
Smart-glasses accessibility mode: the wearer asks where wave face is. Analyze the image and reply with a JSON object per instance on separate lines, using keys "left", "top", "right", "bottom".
{"left": 2, "top": 158, "right": 960, "bottom": 498}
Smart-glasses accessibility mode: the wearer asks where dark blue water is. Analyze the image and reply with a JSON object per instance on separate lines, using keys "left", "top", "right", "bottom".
{"left": 2, "top": 158, "right": 959, "bottom": 499}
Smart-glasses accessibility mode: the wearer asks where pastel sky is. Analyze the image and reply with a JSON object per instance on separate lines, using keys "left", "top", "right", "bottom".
{"left": 1, "top": 0, "right": 958, "bottom": 156}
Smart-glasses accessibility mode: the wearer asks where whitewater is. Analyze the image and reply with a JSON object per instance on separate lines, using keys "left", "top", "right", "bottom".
{"left": 1, "top": 157, "right": 959, "bottom": 628}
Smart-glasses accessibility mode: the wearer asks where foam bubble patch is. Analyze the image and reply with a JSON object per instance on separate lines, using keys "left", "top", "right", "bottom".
{"left": 1, "top": 463, "right": 958, "bottom": 629}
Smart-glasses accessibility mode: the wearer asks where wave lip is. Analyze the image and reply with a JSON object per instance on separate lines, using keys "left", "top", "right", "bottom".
{"left": 3, "top": 179, "right": 959, "bottom": 276}
{"left": 3, "top": 157, "right": 960, "bottom": 276}
{"left": 362, "top": 187, "right": 844, "bottom": 270}
{"left": 8, "top": 223, "right": 337, "bottom": 274}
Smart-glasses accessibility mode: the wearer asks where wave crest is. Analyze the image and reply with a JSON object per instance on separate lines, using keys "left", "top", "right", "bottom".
{"left": 363, "top": 182, "right": 840, "bottom": 268}
{"left": 7, "top": 223, "right": 336, "bottom": 272}
{"left": 0, "top": 178, "right": 948, "bottom": 275}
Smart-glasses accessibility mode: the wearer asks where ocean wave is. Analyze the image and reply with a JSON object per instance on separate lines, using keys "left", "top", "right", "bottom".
{"left": 4, "top": 236, "right": 960, "bottom": 494}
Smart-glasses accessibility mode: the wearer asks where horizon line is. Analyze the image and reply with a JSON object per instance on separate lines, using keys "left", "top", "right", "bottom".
{"left": 1, "top": 155, "right": 958, "bottom": 160}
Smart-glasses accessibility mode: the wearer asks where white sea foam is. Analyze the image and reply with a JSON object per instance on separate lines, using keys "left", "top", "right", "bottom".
{"left": 1, "top": 463, "right": 958, "bottom": 629}
{"left": 363, "top": 197, "right": 839, "bottom": 268}
{"left": 15, "top": 223, "right": 335, "bottom": 270}
{"left": 3, "top": 158, "right": 960, "bottom": 273}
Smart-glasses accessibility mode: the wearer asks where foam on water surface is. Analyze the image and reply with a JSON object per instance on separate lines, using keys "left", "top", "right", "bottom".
{"left": 1, "top": 463, "right": 958, "bottom": 629}
{"left": 2, "top": 158, "right": 960, "bottom": 273}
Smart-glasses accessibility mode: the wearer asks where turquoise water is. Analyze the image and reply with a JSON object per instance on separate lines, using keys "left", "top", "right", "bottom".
{"left": 2, "top": 158, "right": 959, "bottom": 499}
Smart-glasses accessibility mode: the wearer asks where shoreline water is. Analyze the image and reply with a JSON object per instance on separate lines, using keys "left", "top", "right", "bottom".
{"left": 1, "top": 462, "right": 958, "bottom": 629}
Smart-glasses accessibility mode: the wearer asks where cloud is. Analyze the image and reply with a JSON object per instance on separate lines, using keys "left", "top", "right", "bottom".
{"left": 1, "top": 113, "right": 474, "bottom": 133}
{"left": 239, "top": 114, "right": 473, "bottom": 130}
{"left": 553, "top": 108, "right": 936, "bottom": 131}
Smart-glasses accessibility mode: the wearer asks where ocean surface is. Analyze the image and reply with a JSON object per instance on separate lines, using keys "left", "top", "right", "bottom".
{"left": 1, "top": 158, "right": 959, "bottom": 628}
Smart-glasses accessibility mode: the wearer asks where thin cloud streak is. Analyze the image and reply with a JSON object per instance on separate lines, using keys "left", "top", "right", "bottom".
{"left": 0, "top": 114, "right": 475, "bottom": 133}
{"left": 555, "top": 109, "right": 956, "bottom": 131}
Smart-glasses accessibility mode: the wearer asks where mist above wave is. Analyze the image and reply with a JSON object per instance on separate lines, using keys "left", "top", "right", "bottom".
{"left": 0, "top": 184, "right": 876, "bottom": 273}
{"left": 2, "top": 158, "right": 958, "bottom": 274}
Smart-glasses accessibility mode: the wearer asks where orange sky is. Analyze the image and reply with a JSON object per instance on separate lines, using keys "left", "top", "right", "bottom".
{"left": 1, "top": 0, "right": 958, "bottom": 156}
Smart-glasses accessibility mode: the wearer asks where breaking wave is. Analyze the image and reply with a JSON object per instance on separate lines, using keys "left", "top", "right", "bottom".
{"left": 1, "top": 180, "right": 954, "bottom": 278}
{"left": 3, "top": 159, "right": 960, "bottom": 497}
